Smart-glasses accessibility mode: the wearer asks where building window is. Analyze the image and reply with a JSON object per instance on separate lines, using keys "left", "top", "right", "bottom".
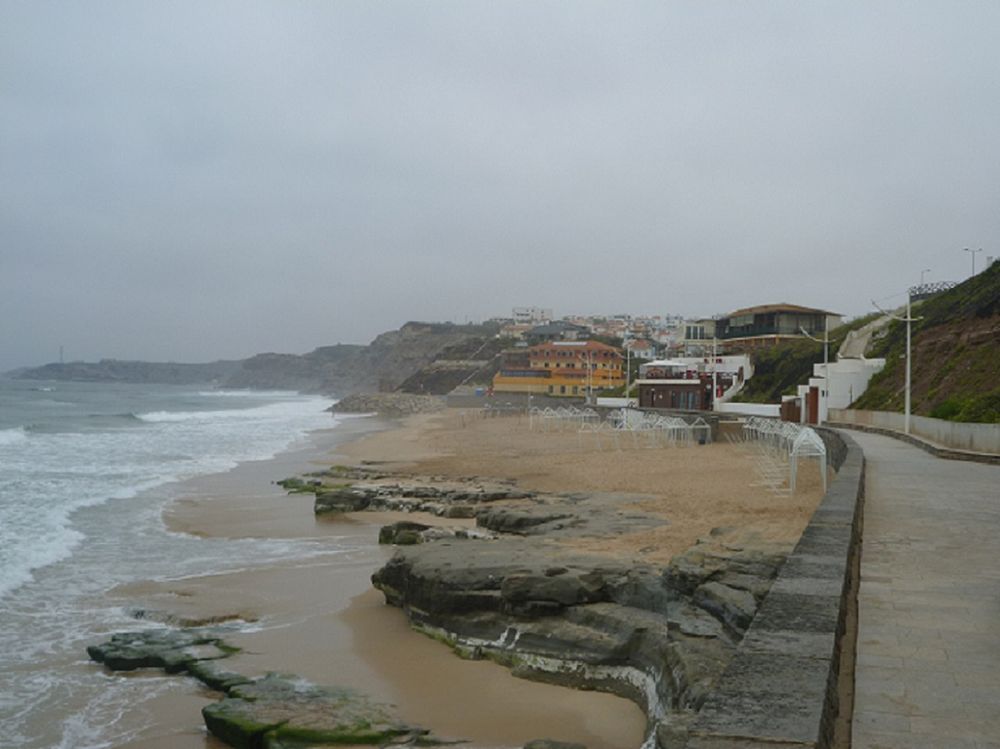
{"left": 572, "top": 386, "right": 578, "bottom": 395}
{"left": 548, "top": 385, "right": 554, "bottom": 393}
{"left": 560, "top": 385, "right": 566, "bottom": 394}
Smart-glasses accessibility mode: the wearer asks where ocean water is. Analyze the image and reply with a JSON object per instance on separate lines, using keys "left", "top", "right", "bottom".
{"left": 0, "top": 378, "right": 347, "bottom": 748}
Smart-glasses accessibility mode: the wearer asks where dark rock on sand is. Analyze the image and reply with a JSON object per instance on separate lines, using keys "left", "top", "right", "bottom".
{"left": 89, "top": 629, "right": 438, "bottom": 749}
{"left": 379, "top": 520, "right": 432, "bottom": 545}
{"left": 314, "top": 487, "right": 373, "bottom": 514}
{"left": 477, "top": 507, "right": 576, "bottom": 534}
{"left": 203, "top": 674, "right": 434, "bottom": 749}
{"left": 87, "top": 629, "right": 235, "bottom": 673}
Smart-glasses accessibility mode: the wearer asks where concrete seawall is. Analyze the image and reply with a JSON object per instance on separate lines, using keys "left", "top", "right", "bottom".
{"left": 683, "top": 429, "right": 864, "bottom": 748}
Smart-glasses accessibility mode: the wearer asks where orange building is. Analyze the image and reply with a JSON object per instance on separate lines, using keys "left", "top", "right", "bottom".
{"left": 492, "top": 340, "right": 625, "bottom": 397}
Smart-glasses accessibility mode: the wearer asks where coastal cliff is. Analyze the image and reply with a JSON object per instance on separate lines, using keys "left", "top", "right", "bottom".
{"left": 12, "top": 321, "right": 501, "bottom": 396}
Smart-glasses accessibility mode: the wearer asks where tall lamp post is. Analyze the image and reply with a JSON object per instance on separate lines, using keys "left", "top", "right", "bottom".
{"left": 963, "top": 247, "right": 983, "bottom": 277}
{"left": 873, "top": 291, "right": 923, "bottom": 435}
{"left": 625, "top": 341, "right": 631, "bottom": 406}
{"left": 800, "top": 316, "right": 830, "bottom": 423}
{"left": 920, "top": 268, "right": 931, "bottom": 286}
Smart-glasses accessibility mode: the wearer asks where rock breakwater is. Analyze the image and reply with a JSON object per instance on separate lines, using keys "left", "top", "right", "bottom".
{"left": 330, "top": 392, "right": 446, "bottom": 417}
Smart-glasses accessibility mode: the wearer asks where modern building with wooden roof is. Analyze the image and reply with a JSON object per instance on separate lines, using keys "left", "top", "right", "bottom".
{"left": 714, "top": 303, "right": 842, "bottom": 351}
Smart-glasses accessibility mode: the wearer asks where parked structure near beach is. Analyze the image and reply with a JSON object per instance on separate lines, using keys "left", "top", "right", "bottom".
{"left": 635, "top": 357, "right": 745, "bottom": 411}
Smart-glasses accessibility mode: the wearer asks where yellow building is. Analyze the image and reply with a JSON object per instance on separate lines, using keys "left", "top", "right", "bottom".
{"left": 492, "top": 340, "right": 625, "bottom": 397}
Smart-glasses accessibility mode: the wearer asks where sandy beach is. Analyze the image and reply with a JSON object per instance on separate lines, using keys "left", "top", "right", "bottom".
{"left": 112, "top": 408, "right": 825, "bottom": 749}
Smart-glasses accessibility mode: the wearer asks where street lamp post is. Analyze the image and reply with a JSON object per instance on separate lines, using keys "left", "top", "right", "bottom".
{"left": 873, "top": 291, "right": 923, "bottom": 435}
{"left": 711, "top": 337, "right": 718, "bottom": 411}
{"left": 920, "top": 268, "right": 931, "bottom": 285}
{"left": 963, "top": 247, "right": 983, "bottom": 277}
{"left": 625, "top": 341, "right": 630, "bottom": 405}
{"left": 800, "top": 317, "right": 830, "bottom": 423}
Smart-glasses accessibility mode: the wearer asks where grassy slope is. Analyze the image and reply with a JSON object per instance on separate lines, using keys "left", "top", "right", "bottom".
{"left": 730, "top": 313, "right": 881, "bottom": 404}
{"left": 853, "top": 262, "right": 1000, "bottom": 423}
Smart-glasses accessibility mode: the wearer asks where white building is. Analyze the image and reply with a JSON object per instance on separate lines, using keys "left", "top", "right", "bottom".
{"left": 512, "top": 307, "right": 554, "bottom": 325}
{"left": 795, "top": 357, "right": 886, "bottom": 424}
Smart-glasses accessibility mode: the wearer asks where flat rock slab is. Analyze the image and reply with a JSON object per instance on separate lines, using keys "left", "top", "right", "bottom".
{"left": 88, "top": 631, "right": 438, "bottom": 749}
{"left": 87, "top": 629, "right": 235, "bottom": 673}
{"left": 203, "top": 674, "right": 432, "bottom": 749}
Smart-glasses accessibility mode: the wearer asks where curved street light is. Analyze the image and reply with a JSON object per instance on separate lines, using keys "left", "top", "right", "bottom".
{"left": 963, "top": 247, "right": 983, "bottom": 277}
{"left": 872, "top": 295, "right": 923, "bottom": 435}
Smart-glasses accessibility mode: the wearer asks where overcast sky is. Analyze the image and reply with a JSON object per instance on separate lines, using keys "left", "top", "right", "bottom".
{"left": 2, "top": 2, "right": 998, "bottom": 369}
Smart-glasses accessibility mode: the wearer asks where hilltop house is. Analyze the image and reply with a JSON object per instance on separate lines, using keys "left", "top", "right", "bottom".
{"left": 715, "top": 304, "right": 841, "bottom": 352}
{"left": 492, "top": 340, "right": 625, "bottom": 398}
{"left": 524, "top": 321, "right": 592, "bottom": 344}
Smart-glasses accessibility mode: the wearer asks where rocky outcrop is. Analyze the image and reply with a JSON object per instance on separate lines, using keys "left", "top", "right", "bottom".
{"left": 203, "top": 675, "right": 434, "bottom": 749}
{"left": 288, "top": 474, "right": 535, "bottom": 517}
{"left": 360, "top": 476, "right": 784, "bottom": 746}
{"left": 371, "top": 530, "right": 787, "bottom": 743}
{"left": 273, "top": 462, "right": 801, "bottom": 748}
{"left": 88, "top": 629, "right": 439, "bottom": 748}
{"left": 330, "top": 392, "right": 446, "bottom": 417}
{"left": 87, "top": 629, "right": 239, "bottom": 674}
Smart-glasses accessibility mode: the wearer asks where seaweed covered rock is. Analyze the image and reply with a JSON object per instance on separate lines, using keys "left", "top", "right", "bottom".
{"left": 88, "top": 630, "right": 440, "bottom": 749}
{"left": 314, "top": 487, "right": 374, "bottom": 514}
{"left": 379, "top": 520, "right": 431, "bottom": 545}
{"left": 202, "top": 674, "right": 434, "bottom": 749}
{"left": 87, "top": 629, "right": 234, "bottom": 673}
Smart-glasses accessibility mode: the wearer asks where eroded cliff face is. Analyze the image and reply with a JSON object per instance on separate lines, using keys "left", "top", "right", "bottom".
{"left": 13, "top": 321, "right": 500, "bottom": 396}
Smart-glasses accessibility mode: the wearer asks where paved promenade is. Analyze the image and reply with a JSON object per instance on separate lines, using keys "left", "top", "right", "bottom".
{"left": 850, "top": 431, "right": 1000, "bottom": 749}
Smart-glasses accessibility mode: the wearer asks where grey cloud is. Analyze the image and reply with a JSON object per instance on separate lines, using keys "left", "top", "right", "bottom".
{"left": 2, "top": 1, "right": 999, "bottom": 369}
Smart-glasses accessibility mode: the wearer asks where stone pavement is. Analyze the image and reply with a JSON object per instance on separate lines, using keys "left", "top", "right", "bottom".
{"left": 850, "top": 431, "right": 1000, "bottom": 749}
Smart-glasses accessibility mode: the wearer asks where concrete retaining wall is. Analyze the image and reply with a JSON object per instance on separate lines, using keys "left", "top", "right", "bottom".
{"left": 829, "top": 408, "right": 1000, "bottom": 455}
{"left": 685, "top": 430, "right": 863, "bottom": 748}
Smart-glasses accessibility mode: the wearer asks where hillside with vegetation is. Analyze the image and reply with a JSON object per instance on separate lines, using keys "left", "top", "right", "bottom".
{"left": 853, "top": 262, "right": 1000, "bottom": 422}
{"left": 729, "top": 313, "right": 881, "bottom": 404}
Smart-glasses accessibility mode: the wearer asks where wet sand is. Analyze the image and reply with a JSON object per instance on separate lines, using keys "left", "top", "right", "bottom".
{"left": 117, "top": 408, "right": 825, "bottom": 749}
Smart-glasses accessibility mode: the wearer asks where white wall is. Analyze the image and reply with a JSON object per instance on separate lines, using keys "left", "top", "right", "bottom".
{"left": 716, "top": 402, "right": 781, "bottom": 418}
{"left": 829, "top": 409, "right": 1000, "bottom": 455}
{"left": 596, "top": 397, "right": 637, "bottom": 408}
{"left": 797, "top": 358, "right": 885, "bottom": 423}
